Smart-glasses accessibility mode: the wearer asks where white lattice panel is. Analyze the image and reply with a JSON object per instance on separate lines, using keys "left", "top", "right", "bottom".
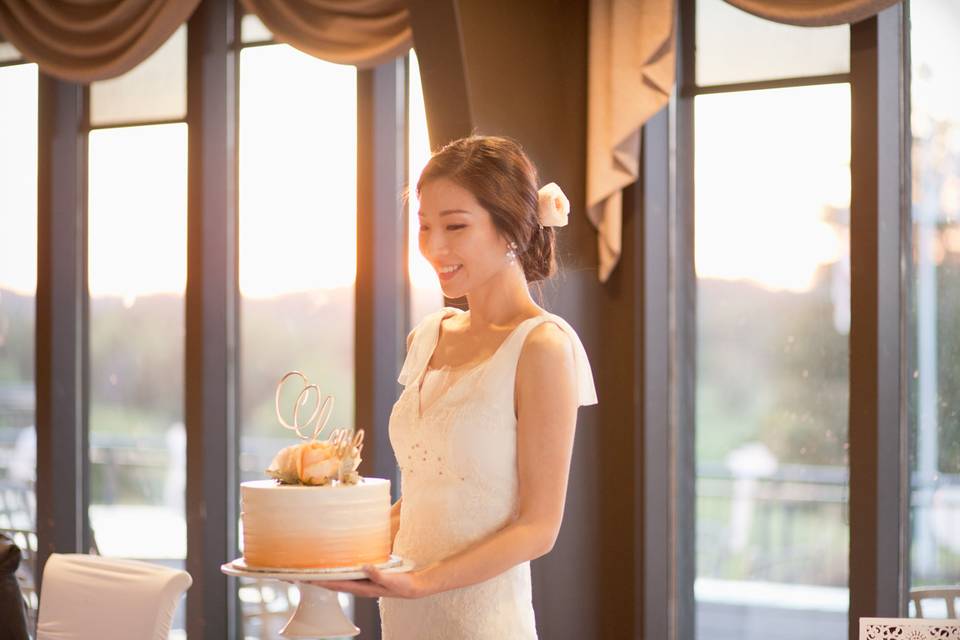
{"left": 861, "top": 617, "right": 960, "bottom": 639}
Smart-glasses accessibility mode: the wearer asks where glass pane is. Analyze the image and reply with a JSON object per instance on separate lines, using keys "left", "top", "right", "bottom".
{"left": 0, "top": 62, "right": 39, "bottom": 627}
{"left": 237, "top": 44, "right": 357, "bottom": 638}
{"left": 696, "top": 0, "right": 848, "bottom": 86}
{"left": 88, "top": 123, "right": 187, "bottom": 636}
{"left": 241, "top": 14, "right": 274, "bottom": 44}
{"left": 90, "top": 25, "right": 186, "bottom": 127}
{"left": 908, "top": 0, "right": 960, "bottom": 618}
{"left": 694, "top": 84, "right": 851, "bottom": 640}
{"left": 408, "top": 49, "right": 443, "bottom": 326}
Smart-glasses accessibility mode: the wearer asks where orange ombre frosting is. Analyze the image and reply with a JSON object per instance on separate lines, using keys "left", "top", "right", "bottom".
{"left": 240, "top": 477, "right": 392, "bottom": 569}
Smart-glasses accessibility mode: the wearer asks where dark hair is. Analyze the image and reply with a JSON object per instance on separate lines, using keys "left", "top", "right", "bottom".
{"left": 416, "top": 135, "right": 557, "bottom": 282}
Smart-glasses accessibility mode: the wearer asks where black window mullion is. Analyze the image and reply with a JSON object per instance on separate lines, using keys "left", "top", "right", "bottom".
{"left": 675, "top": 1, "right": 698, "bottom": 638}
{"left": 355, "top": 56, "right": 409, "bottom": 639}
{"left": 35, "top": 74, "right": 90, "bottom": 591}
{"left": 185, "top": 0, "right": 239, "bottom": 636}
{"left": 847, "top": 5, "right": 911, "bottom": 637}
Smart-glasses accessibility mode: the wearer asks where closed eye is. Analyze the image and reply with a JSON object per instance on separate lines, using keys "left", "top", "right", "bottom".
{"left": 446, "top": 224, "right": 467, "bottom": 231}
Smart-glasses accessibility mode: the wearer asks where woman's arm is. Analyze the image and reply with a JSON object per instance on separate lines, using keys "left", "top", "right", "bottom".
{"left": 321, "top": 322, "right": 579, "bottom": 598}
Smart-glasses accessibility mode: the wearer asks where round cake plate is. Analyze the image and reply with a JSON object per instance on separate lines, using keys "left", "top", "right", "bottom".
{"left": 221, "top": 555, "right": 414, "bottom": 639}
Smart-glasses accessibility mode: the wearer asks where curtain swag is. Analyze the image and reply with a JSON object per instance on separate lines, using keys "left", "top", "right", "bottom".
{"left": 0, "top": 0, "right": 412, "bottom": 83}
{"left": 239, "top": 0, "right": 412, "bottom": 69}
{"left": 0, "top": 0, "right": 201, "bottom": 83}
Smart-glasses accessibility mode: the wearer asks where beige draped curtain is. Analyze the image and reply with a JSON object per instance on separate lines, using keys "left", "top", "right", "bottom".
{"left": 587, "top": 0, "right": 902, "bottom": 282}
{"left": 0, "top": 0, "right": 411, "bottom": 83}
{"left": 240, "top": 0, "right": 411, "bottom": 69}
{"left": 0, "top": 0, "right": 201, "bottom": 83}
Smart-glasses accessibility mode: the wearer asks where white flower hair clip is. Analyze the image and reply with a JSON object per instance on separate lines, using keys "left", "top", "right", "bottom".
{"left": 537, "top": 182, "right": 570, "bottom": 228}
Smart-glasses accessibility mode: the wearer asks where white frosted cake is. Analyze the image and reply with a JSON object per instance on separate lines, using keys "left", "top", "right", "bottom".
{"left": 241, "top": 477, "right": 391, "bottom": 569}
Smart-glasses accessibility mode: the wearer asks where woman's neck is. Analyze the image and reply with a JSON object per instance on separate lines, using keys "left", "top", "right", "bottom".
{"left": 463, "top": 264, "right": 542, "bottom": 330}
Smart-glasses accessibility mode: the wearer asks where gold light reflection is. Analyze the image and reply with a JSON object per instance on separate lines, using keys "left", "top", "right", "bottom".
{"left": 695, "top": 83, "right": 851, "bottom": 293}
{"left": 407, "top": 50, "right": 444, "bottom": 316}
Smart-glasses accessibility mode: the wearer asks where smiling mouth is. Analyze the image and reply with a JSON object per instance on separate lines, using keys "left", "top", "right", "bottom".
{"left": 437, "top": 264, "right": 462, "bottom": 280}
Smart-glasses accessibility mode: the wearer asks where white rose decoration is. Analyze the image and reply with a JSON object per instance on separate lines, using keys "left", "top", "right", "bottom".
{"left": 537, "top": 182, "right": 570, "bottom": 228}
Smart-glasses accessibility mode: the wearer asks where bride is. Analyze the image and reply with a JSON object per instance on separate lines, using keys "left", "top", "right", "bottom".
{"left": 317, "top": 135, "right": 597, "bottom": 638}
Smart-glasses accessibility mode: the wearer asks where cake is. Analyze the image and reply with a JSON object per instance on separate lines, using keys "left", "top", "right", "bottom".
{"left": 241, "top": 477, "right": 391, "bottom": 569}
{"left": 239, "top": 371, "right": 392, "bottom": 569}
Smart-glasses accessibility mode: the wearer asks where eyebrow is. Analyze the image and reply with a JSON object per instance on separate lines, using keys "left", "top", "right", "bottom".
{"left": 418, "top": 209, "right": 473, "bottom": 218}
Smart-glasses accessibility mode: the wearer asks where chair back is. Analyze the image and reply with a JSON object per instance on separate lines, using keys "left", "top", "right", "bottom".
{"left": 36, "top": 553, "right": 192, "bottom": 640}
{"left": 910, "top": 587, "right": 960, "bottom": 619}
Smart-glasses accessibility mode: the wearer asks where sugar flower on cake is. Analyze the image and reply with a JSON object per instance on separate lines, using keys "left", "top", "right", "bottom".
{"left": 297, "top": 440, "right": 341, "bottom": 486}
{"left": 265, "top": 435, "right": 364, "bottom": 486}
{"left": 265, "top": 443, "right": 301, "bottom": 484}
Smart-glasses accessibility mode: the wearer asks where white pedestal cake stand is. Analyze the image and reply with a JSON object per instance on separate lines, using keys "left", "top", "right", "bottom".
{"left": 222, "top": 555, "right": 414, "bottom": 638}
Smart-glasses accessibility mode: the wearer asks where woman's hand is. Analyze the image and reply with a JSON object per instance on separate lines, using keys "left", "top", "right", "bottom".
{"left": 306, "top": 565, "right": 430, "bottom": 599}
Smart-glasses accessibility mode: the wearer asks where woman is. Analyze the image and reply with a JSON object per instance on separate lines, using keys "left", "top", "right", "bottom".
{"left": 319, "top": 135, "right": 597, "bottom": 638}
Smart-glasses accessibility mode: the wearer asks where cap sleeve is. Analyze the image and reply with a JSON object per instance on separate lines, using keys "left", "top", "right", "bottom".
{"left": 397, "top": 307, "right": 459, "bottom": 386}
{"left": 549, "top": 317, "right": 598, "bottom": 407}
{"left": 509, "top": 314, "right": 598, "bottom": 408}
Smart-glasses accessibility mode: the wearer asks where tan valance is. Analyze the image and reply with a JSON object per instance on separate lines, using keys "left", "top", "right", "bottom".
{"left": 724, "top": 0, "right": 902, "bottom": 27}
{"left": 0, "top": 0, "right": 412, "bottom": 82}
{"left": 0, "top": 0, "right": 201, "bottom": 83}
{"left": 587, "top": 0, "right": 903, "bottom": 281}
{"left": 239, "top": 0, "right": 412, "bottom": 69}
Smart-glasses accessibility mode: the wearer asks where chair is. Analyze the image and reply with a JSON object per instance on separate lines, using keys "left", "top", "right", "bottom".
{"left": 36, "top": 553, "right": 192, "bottom": 640}
{"left": 0, "top": 528, "right": 37, "bottom": 632}
{"left": 910, "top": 587, "right": 960, "bottom": 619}
{"left": 860, "top": 617, "right": 960, "bottom": 639}
{"left": 0, "top": 531, "right": 30, "bottom": 640}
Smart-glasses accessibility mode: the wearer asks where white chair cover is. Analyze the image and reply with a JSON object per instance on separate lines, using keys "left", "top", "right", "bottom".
{"left": 36, "top": 553, "right": 192, "bottom": 640}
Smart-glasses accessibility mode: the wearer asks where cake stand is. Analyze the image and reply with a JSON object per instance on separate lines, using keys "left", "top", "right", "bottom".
{"left": 222, "top": 555, "right": 414, "bottom": 638}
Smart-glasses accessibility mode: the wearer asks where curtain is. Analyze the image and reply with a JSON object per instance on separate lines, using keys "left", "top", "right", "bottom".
{"left": 587, "top": 0, "right": 902, "bottom": 282}
{"left": 239, "top": 0, "right": 412, "bottom": 69}
{"left": 587, "top": 0, "right": 675, "bottom": 282}
{"left": 0, "top": 0, "right": 201, "bottom": 83}
{"left": 724, "top": 0, "right": 901, "bottom": 27}
{"left": 0, "top": 0, "right": 411, "bottom": 82}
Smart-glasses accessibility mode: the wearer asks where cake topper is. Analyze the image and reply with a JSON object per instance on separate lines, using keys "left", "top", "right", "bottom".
{"left": 267, "top": 371, "right": 364, "bottom": 486}
{"left": 274, "top": 370, "right": 334, "bottom": 441}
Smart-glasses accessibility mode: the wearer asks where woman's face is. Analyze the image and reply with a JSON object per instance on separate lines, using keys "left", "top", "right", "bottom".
{"left": 417, "top": 177, "right": 513, "bottom": 299}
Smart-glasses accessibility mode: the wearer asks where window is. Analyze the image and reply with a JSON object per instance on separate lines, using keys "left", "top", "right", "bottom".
{"left": 86, "top": 26, "right": 188, "bottom": 638}
{"left": 908, "top": 0, "right": 960, "bottom": 618}
{"left": 237, "top": 31, "right": 358, "bottom": 639}
{"left": 0, "top": 59, "right": 38, "bottom": 616}
{"left": 692, "top": 3, "right": 852, "bottom": 638}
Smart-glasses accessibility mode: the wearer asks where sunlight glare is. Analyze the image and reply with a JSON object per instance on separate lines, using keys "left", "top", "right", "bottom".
{"left": 239, "top": 45, "right": 357, "bottom": 298}
{"left": 695, "top": 84, "right": 850, "bottom": 293}
{"left": 408, "top": 50, "right": 442, "bottom": 292}
{"left": 0, "top": 64, "right": 38, "bottom": 296}
{"left": 88, "top": 123, "right": 187, "bottom": 302}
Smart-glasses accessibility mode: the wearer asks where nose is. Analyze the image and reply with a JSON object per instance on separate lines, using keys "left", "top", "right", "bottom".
{"left": 421, "top": 227, "right": 448, "bottom": 261}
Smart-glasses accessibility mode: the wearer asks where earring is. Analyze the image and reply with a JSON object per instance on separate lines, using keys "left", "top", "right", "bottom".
{"left": 506, "top": 241, "right": 518, "bottom": 263}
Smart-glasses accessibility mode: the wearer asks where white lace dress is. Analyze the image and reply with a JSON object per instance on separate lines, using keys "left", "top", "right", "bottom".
{"left": 379, "top": 307, "right": 598, "bottom": 639}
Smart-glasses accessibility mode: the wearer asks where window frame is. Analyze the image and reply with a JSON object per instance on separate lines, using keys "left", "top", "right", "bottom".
{"left": 637, "top": 2, "right": 912, "bottom": 638}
